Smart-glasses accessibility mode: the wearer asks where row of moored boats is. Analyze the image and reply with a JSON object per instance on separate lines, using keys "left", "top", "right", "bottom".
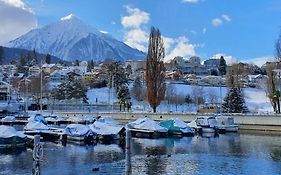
{"left": 0, "top": 114, "right": 238, "bottom": 147}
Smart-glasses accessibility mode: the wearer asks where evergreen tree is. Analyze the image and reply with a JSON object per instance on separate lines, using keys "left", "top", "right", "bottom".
{"left": 51, "top": 80, "right": 88, "bottom": 103}
{"left": 125, "top": 64, "right": 132, "bottom": 79}
{"left": 87, "top": 60, "right": 95, "bottom": 72}
{"left": 132, "top": 76, "right": 144, "bottom": 101}
{"left": 17, "top": 54, "right": 28, "bottom": 75}
{"left": 218, "top": 56, "right": 227, "bottom": 76}
{"left": 74, "top": 59, "right": 80, "bottom": 66}
{"left": 0, "top": 46, "right": 4, "bottom": 65}
{"left": 45, "top": 54, "right": 51, "bottom": 64}
{"left": 106, "top": 61, "right": 128, "bottom": 90}
{"left": 222, "top": 87, "right": 248, "bottom": 113}
{"left": 117, "top": 84, "right": 130, "bottom": 103}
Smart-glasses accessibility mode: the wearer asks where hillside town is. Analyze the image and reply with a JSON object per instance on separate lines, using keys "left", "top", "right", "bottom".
{"left": 0, "top": 46, "right": 274, "bottom": 114}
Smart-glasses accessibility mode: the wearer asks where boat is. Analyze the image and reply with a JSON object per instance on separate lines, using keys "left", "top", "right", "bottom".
{"left": 64, "top": 124, "right": 96, "bottom": 143}
{"left": 28, "top": 113, "right": 47, "bottom": 125}
{"left": 1, "top": 115, "right": 16, "bottom": 122}
{"left": 24, "top": 121, "right": 50, "bottom": 131}
{"left": 127, "top": 117, "right": 168, "bottom": 138}
{"left": 0, "top": 125, "right": 26, "bottom": 147}
{"left": 159, "top": 118, "right": 194, "bottom": 136}
{"left": 67, "top": 115, "right": 94, "bottom": 124}
{"left": 215, "top": 116, "right": 239, "bottom": 132}
{"left": 89, "top": 118, "right": 125, "bottom": 142}
{"left": 45, "top": 115, "right": 68, "bottom": 124}
{"left": 188, "top": 116, "right": 221, "bottom": 134}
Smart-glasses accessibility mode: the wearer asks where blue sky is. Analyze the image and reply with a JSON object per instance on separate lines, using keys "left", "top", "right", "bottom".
{"left": 1, "top": 0, "right": 281, "bottom": 64}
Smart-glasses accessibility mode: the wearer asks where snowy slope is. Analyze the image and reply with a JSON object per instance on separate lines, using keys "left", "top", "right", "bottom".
{"left": 87, "top": 84, "right": 273, "bottom": 113}
{"left": 7, "top": 14, "right": 146, "bottom": 62}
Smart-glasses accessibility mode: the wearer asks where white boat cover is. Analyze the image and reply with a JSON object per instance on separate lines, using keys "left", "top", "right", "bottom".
{"left": 28, "top": 114, "right": 47, "bottom": 124}
{"left": 1, "top": 115, "right": 16, "bottom": 121}
{"left": 64, "top": 124, "right": 93, "bottom": 137}
{"left": 97, "top": 118, "right": 120, "bottom": 125}
{"left": 187, "top": 120, "right": 201, "bottom": 128}
{"left": 45, "top": 116, "right": 66, "bottom": 122}
{"left": 0, "top": 125, "right": 26, "bottom": 138}
{"left": 89, "top": 121, "right": 123, "bottom": 135}
{"left": 24, "top": 121, "right": 50, "bottom": 130}
{"left": 67, "top": 116, "right": 93, "bottom": 122}
{"left": 129, "top": 117, "right": 168, "bottom": 132}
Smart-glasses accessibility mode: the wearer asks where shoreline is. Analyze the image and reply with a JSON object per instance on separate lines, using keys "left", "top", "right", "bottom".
{"left": 51, "top": 111, "right": 281, "bottom": 133}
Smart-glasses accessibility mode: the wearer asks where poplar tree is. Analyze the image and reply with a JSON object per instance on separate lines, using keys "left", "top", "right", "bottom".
{"left": 146, "top": 27, "right": 166, "bottom": 113}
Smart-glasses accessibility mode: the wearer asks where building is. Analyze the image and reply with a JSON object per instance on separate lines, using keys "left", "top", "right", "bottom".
{"left": 125, "top": 60, "right": 146, "bottom": 79}
{"left": 204, "top": 59, "right": 220, "bottom": 70}
{"left": 28, "top": 65, "right": 41, "bottom": 76}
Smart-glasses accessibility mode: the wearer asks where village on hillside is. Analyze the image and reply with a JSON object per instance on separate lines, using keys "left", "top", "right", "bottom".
{"left": 0, "top": 46, "right": 277, "bottom": 114}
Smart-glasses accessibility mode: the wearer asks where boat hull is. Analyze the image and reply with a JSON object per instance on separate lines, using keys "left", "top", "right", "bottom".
{"left": 0, "top": 137, "right": 26, "bottom": 147}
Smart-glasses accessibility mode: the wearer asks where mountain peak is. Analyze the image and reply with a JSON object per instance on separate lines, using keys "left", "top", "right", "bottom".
{"left": 60, "top": 14, "right": 77, "bottom": 21}
{"left": 7, "top": 15, "right": 146, "bottom": 62}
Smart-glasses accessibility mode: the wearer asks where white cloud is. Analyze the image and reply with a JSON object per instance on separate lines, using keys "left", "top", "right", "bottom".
{"left": 211, "top": 53, "right": 237, "bottom": 65}
{"left": 121, "top": 6, "right": 150, "bottom": 28}
{"left": 0, "top": 0, "right": 37, "bottom": 45}
{"left": 162, "top": 36, "right": 175, "bottom": 53}
{"left": 222, "top": 14, "right": 231, "bottom": 22}
{"left": 165, "top": 37, "right": 196, "bottom": 62}
{"left": 211, "top": 14, "right": 232, "bottom": 27}
{"left": 202, "top": 27, "right": 207, "bottom": 34}
{"left": 211, "top": 18, "right": 223, "bottom": 27}
{"left": 242, "top": 56, "right": 274, "bottom": 67}
{"left": 124, "top": 28, "right": 148, "bottom": 51}
{"left": 121, "top": 5, "right": 197, "bottom": 60}
{"left": 182, "top": 0, "right": 200, "bottom": 4}
{"left": 121, "top": 6, "right": 150, "bottom": 52}
{"left": 100, "top": 30, "right": 108, "bottom": 34}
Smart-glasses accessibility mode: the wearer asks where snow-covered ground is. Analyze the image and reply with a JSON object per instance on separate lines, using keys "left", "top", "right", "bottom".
{"left": 86, "top": 83, "right": 273, "bottom": 113}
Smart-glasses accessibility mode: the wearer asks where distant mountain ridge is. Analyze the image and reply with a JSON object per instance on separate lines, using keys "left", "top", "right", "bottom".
{"left": 0, "top": 46, "right": 65, "bottom": 64}
{"left": 6, "top": 14, "right": 146, "bottom": 62}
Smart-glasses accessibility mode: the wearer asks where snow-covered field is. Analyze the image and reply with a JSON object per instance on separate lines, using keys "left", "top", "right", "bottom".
{"left": 86, "top": 83, "right": 273, "bottom": 113}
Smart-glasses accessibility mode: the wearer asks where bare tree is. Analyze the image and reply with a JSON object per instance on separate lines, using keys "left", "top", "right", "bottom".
{"left": 207, "top": 89, "right": 219, "bottom": 105}
{"left": 265, "top": 62, "right": 280, "bottom": 113}
{"left": 226, "top": 63, "right": 247, "bottom": 90}
{"left": 146, "top": 27, "right": 166, "bottom": 112}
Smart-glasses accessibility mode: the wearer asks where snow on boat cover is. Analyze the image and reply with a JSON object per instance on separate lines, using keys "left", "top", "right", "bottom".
{"left": 128, "top": 117, "right": 168, "bottom": 132}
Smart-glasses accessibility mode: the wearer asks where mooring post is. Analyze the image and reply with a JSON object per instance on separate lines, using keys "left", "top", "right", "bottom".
{"left": 32, "top": 135, "right": 42, "bottom": 175}
{"left": 125, "top": 127, "right": 132, "bottom": 175}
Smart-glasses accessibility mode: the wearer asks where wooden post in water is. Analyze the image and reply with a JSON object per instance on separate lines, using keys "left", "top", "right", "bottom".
{"left": 32, "top": 135, "right": 42, "bottom": 175}
{"left": 125, "top": 127, "right": 132, "bottom": 175}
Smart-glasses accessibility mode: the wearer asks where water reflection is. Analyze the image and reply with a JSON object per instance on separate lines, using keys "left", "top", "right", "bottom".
{"left": 0, "top": 132, "right": 281, "bottom": 175}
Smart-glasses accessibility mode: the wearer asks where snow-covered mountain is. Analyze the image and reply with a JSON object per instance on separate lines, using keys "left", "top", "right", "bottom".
{"left": 6, "top": 14, "right": 146, "bottom": 62}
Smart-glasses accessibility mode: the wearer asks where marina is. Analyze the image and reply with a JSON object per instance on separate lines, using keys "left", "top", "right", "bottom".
{"left": 0, "top": 132, "right": 281, "bottom": 175}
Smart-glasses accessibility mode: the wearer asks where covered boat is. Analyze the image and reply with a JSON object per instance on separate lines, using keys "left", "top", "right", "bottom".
{"left": 0, "top": 125, "right": 26, "bottom": 147}
{"left": 67, "top": 115, "right": 94, "bottom": 124}
{"left": 89, "top": 118, "right": 124, "bottom": 141}
{"left": 28, "top": 114, "right": 47, "bottom": 125}
{"left": 127, "top": 117, "right": 168, "bottom": 138}
{"left": 188, "top": 116, "right": 220, "bottom": 133}
{"left": 64, "top": 124, "right": 96, "bottom": 143}
{"left": 24, "top": 121, "right": 50, "bottom": 131}
{"left": 215, "top": 116, "right": 239, "bottom": 132}
{"left": 160, "top": 118, "right": 194, "bottom": 136}
{"left": 1, "top": 115, "right": 16, "bottom": 122}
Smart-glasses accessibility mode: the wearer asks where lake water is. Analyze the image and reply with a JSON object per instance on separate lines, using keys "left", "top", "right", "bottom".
{"left": 0, "top": 132, "right": 281, "bottom": 175}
